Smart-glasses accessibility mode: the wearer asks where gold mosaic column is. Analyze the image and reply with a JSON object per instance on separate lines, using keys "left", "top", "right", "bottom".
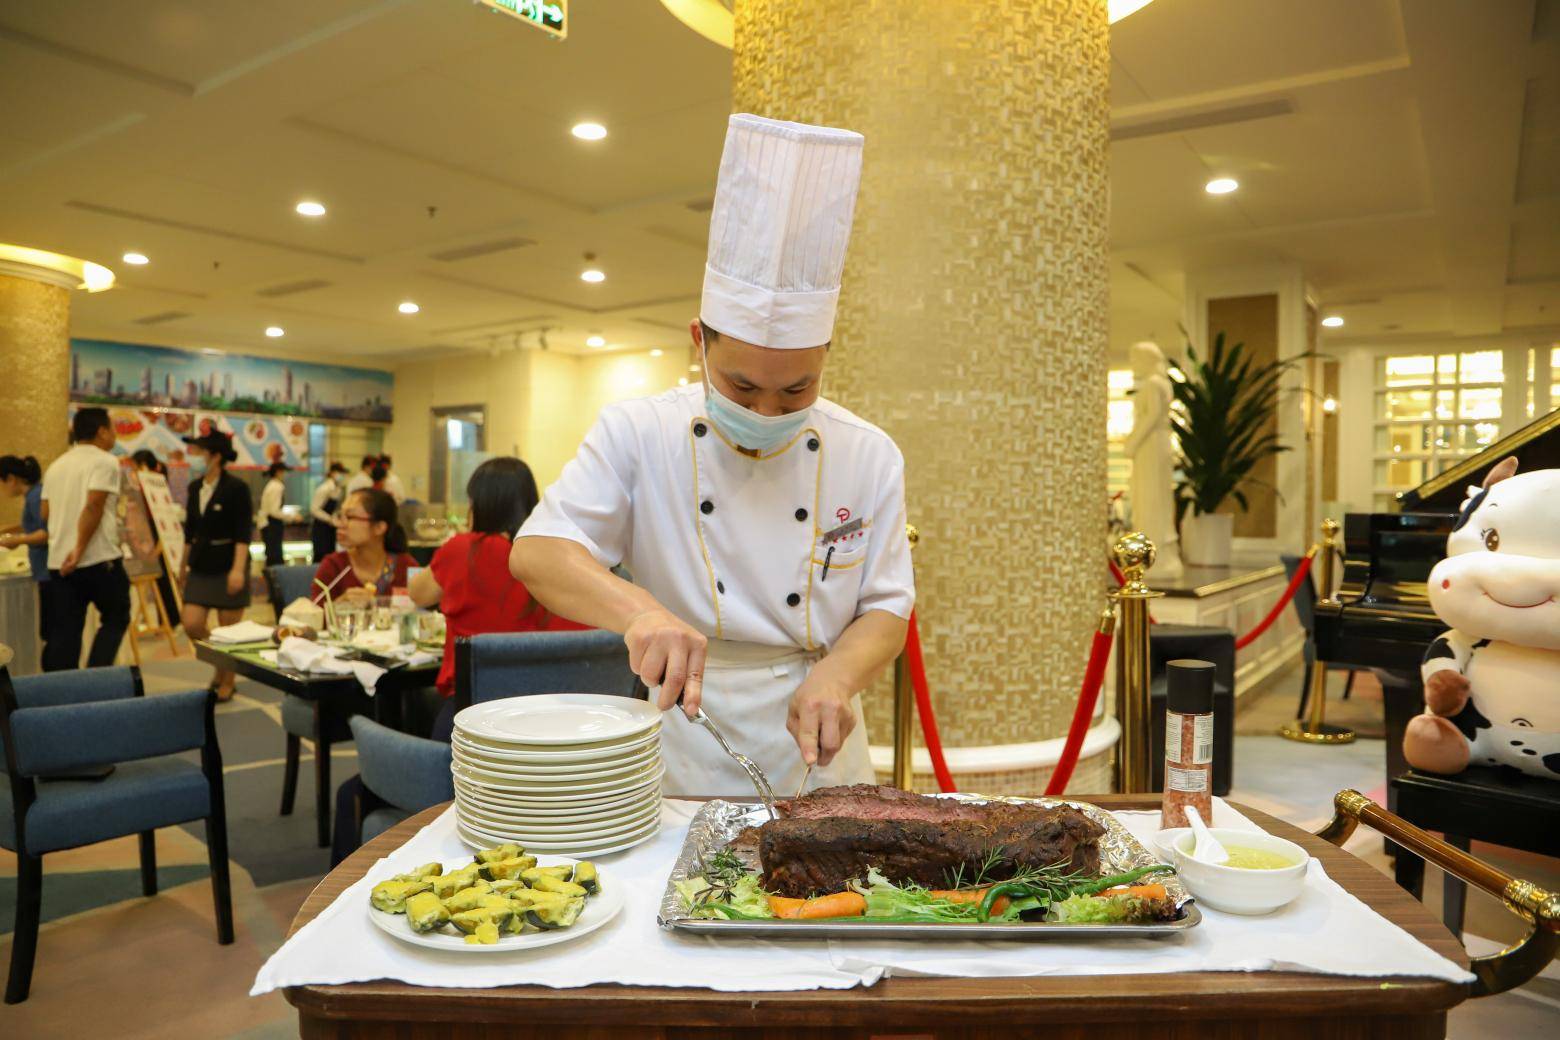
{"left": 733, "top": 1, "right": 1111, "bottom": 783}
{"left": 0, "top": 271, "right": 72, "bottom": 528}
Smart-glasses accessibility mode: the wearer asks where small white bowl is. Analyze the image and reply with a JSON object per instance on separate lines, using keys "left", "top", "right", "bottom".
{"left": 1165, "top": 827, "right": 1310, "bottom": 915}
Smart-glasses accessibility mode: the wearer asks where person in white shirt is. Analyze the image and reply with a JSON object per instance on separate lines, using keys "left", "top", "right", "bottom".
{"left": 310, "top": 462, "right": 349, "bottom": 563}
{"left": 512, "top": 115, "right": 914, "bottom": 798}
{"left": 379, "top": 456, "right": 406, "bottom": 504}
{"left": 40, "top": 407, "right": 131, "bottom": 670}
{"left": 345, "top": 455, "right": 375, "bottom": 495}
{"left": 258, "top": 461, "right": 288, "bottom": 567}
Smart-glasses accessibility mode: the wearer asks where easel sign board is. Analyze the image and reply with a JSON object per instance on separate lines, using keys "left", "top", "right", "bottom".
{"left": 136, "top": 470, "right": 187, "bottom": 572}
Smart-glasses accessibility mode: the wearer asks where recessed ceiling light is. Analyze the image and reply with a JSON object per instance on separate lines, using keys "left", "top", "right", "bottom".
{"left": 1204, "top": 177, "right": 1238, "bottom": 195}
{"left": 580, "top": 268, "right": 605, "bottom": 283}
{"left": 586, "top": 334, "right": 606, "bottom": 347}
{"left": 295, "top": 200, "right": 326, "bottom": 217}
{"left": 689, "top": 364, "right": 700, "bottom": 372}
{"left": 1321, "top": 315, "right": 1344, "bottom": 328}
{"left": 122, "top": 252, "right": 149, "bottom": 265}
{"left": 571, "top": 122, "right": 607, "bottom": 141}
{"left": 398, "top": 301, "right": 420, "bottom": 314}
{"left": 650, "top": 348, "right": 664, "bottom": 357}
{"left": 678, "top": 376, "right": 689, "bottom": 386}
{"left": 1322, "top": 397, "right": 1339, "bottom": 413}
{"left": 265, "top": 326, "right": 285, "bottom": 338}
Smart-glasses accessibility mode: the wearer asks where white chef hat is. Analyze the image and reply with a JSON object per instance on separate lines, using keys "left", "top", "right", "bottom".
{"left": 700, "top": 113, "right": 864, "bottom": 350}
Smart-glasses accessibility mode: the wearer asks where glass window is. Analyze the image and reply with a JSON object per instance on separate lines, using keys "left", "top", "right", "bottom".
{"left": 1373, "top": 348, "right": 1506, "bottom": 503}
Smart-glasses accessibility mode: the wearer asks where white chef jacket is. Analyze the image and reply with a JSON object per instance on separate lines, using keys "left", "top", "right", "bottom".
{"left": 258, "top": 478, "right": 287, "bottom": 524}
{"left": 521, "top": 383, "right": 915, "bottom": 650}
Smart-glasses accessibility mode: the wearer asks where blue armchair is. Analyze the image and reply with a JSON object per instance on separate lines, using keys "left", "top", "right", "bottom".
{"left": 269, "top": 562, "right": 352, "bottom": 848}
{"left": 348, "top": 716, "right": 453, "bottom": 843}
{"left": 1283, "top": 553, "right": 1357, "bottom": 718}
{"left": 453, "top": 629, "right": 638, "bottom": 709}
{"left": 266, "top": 563, "right": 318, "bottom": 620}
{"left": 347, "top": 630, "right": 637, "bottom": 847}
{"left": 0, "top": 664, "right": 231, "bottom": 1004}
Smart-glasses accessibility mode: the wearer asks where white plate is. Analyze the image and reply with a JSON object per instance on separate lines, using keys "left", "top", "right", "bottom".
{"left": 451, "top": 735, "right": 661, "bottom": 773}
{"left": 455, "top": 695, "right": 660, "bottom": 746}
{"left": 452, "top": 775, "right": 663, "bottom": 810}
{"left": 453, "top": 726, "right": 661, "bottom": 763}
{"left": 451, "top": 744, "right": 660, "bottom": 781}
{"left": 455, "top": 797, "right": 655, "bottom": 832}
{"left": 452, "top": 760, "right": 665, "bottom": 794}
{"left": 366, "top": 857, "right": 623, "bottom": 954}
{"left": 458, "top": 816, "right": 661, "bottom": 856}
{"left": 455, "top": 782, "right": 660, "bottom": 820}
{"left": 456, "top": 800, "right": 661, "bottom": 839}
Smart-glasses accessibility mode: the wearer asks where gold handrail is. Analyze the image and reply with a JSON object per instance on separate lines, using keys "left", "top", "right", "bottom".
{"left": 1317, "top": 789, "right": 1560, "bottom": 997}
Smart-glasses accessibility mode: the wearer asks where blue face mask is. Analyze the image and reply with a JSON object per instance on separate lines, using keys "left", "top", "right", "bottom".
{"left": 188, "top": 455, "right": 207, "bottom": 479}
{"left": 703, "top": 349, "right": 815, "bottom": 453}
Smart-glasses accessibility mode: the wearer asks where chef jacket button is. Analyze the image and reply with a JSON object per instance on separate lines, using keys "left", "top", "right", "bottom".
{"left": 786, "top": 592, "right": 801, "bottom": 607}
{"left": 795, "top": 508, "right": 808, "bottom": 522}
{"left": 693, "top": 422, "right": 707, "bottom": 437}
{"left": 806, "top": 437, "right": 819, "bottom": 452}
{"left": 700, "top": 500, "right": 715, "bottom": 515}
{"left": 717, "top": 580, "right": 725, "bottom": 594}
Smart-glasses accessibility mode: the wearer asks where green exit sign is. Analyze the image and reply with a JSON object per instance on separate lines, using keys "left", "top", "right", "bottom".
{"left": 476, "top": 0, "right": 566, "bottom": 39}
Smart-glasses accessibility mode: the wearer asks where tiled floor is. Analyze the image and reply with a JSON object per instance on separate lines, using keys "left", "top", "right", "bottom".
{"left": 2, "top": 649, "right": 1555, "bottom": 1037}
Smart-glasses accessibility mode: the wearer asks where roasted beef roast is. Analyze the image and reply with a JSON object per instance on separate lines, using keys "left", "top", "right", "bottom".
{"left": 758, "top": 785, "right": 1105, "bottom": 897}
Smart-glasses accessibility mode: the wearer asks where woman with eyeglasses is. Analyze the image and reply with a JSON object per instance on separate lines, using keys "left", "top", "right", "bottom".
{"left": 310, "top": 487, "right": 414, "bottom": 606}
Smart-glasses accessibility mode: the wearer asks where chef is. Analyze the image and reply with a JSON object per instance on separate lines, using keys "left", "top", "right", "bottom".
{"left": 511, "top": 114, "right": 914, "bottom": 797}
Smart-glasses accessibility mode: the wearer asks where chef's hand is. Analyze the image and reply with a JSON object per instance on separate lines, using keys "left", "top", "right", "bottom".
{"left": 788, "top": 674, "right": 856, "bottom": 768}
{"left": 625, "top": 608, "right": 706, "bottom": 717}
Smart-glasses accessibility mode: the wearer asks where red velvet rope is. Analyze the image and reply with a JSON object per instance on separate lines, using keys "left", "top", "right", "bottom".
{"left": 1044, "top": 625, "right": 1116, "bottom": 796}
{"left": 904, "top": 610, "right": 957, "bottom": 793}
{"left": 1233, "top": 549, "right": 1315, "bottom": 650}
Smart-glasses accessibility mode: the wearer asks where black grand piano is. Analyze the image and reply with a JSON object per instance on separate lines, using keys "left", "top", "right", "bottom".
{"left": 1314, "top": 407, "right": 1560, "bottom": 913}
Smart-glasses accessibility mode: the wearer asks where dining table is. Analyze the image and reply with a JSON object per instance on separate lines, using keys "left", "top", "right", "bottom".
{"left": 281, "top": 794, "right": 1472, "bottom": 1040}
{"left": 194, "top": 638, "right": 440, "bottom": 732}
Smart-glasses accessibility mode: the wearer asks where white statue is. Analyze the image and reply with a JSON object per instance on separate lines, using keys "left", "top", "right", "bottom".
{"left": 1126, "top": 340, "right": 1176, "bottom": 557}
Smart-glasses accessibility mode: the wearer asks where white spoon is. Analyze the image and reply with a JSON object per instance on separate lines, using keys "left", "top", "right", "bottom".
{"left": 1185, "top": 804, "right": 1229, "bottom": 865}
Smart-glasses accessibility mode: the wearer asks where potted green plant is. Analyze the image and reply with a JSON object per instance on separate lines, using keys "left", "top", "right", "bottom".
{"left": 1169, "top": 331, "right": 1307, "bottom": 566}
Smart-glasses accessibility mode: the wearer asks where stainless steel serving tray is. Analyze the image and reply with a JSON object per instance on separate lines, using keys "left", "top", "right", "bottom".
{"left": 658, "top": 794, "right": 1200, "bottom": 940}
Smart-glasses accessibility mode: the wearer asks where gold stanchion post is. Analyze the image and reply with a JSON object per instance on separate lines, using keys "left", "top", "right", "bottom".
{"left": 1280, "top": 518, "right": 1355, "bottom": 744}
{"left": 891, "top": 524, "right": 920, "bottom": 790}
{"left": 1111, "top": 532, "right": 1162, "bottom": 793}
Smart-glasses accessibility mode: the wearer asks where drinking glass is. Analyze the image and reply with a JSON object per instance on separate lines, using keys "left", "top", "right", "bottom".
{"left": 334, "top": 603, "right": 364, "bottom": 643}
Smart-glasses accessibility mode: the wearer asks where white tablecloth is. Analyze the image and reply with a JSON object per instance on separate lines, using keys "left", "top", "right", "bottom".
{"left": 252, "top": 798, "right": 1472, "bottom": 996}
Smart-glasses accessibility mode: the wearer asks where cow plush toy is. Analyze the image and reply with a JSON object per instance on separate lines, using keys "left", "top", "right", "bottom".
{"left": 1405, "top": 457, "right": 1560, "bottom": 780}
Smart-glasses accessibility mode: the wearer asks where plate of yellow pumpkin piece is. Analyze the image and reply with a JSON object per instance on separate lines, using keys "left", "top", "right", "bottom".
{"left": 366, "top": 843, "right": 622, "bottom": 952}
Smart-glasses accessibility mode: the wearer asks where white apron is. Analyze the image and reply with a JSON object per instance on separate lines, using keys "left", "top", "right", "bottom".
{"left": 656, "top": 639, "right": 874, "bottom": 799}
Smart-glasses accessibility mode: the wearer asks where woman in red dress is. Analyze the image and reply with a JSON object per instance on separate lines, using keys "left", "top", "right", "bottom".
{"left": 311, "top": 487, "right": 415, "bottom": 606}
{"left": 409, "top": 456, "right": 587, "bottom": 702}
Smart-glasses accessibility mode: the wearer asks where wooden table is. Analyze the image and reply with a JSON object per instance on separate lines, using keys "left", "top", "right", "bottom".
{"left": 195, "top": 639, "right": 439, "bottom": 730}
{"left": 284, "top": 796, "right": 1470, "bottom": 1039}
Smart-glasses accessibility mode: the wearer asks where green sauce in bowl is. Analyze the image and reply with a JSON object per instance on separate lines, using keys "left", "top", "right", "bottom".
{"left": 1223, "top": 846, "right": 1297, "bottom": 871}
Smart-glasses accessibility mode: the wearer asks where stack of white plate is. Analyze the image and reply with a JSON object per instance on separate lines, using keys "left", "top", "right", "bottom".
{"left": 450, "top": 693, "right": 664, "bottom": 856}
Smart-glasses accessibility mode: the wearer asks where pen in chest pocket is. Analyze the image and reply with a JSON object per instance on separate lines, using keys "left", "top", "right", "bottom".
{"left": 821, "top": 544, "right": 835, "bottom": 582}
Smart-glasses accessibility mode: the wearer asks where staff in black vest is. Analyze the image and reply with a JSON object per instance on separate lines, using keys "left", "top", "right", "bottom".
{"left": 180, "top": 430, "right": 252, "bottom": 700}
{"left": 309, "top": 461, "right": 349, "bottom": 563}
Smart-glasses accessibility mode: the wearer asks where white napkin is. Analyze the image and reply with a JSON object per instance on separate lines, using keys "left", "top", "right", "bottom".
{"left": 274, "top": 636, "right": 355, "bottom": 675}
{"left": 252, "top": 798, "right": 1472, "bottom": 996}
{"left": 207, "top": 619, "right": 276, "bottom": 644}
{"left": 252, "top": 801, "right": 859, "bottom": 995}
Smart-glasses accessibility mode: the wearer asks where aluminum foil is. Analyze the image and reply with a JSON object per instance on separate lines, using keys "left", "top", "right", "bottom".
{"left": 658, "top": 794, "right": 1195, "bottom": 939}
